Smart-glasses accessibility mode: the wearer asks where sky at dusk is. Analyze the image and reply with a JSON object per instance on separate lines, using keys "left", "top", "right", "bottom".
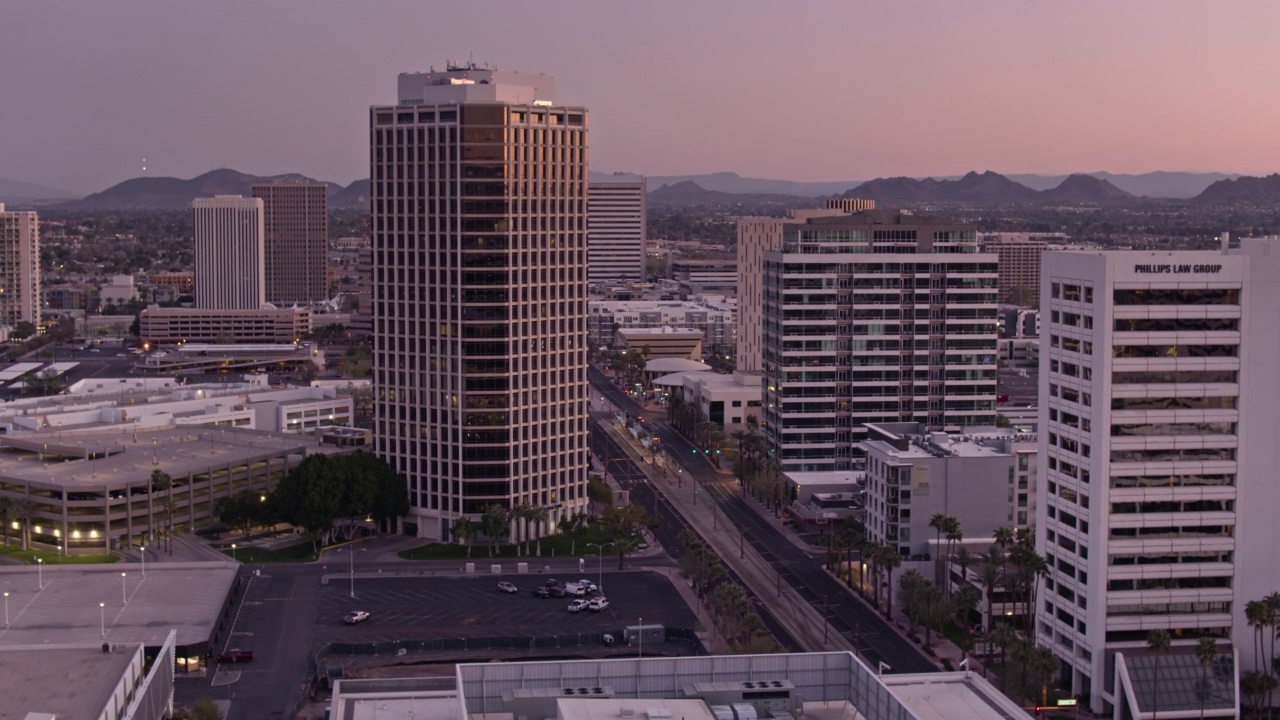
{"left": 3, "top": 0, "right": 1279, "bottom": 194}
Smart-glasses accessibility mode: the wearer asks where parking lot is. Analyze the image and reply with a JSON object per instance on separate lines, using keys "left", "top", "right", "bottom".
{"left": 312, "top": 571, "right": 696, "bottom": 648}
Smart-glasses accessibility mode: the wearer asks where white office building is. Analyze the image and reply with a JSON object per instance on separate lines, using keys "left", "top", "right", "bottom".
{"left": 370, "top": 65, "right": 589, "bottom": 540}
{"left": 0, "top": 203, "right": 40, "bottom": 326}
{"left": 192, "top": 195, "right": 265, "bottom": 310}
{"left": 588, "top": 174, "right": 646, "bottom": 286}
{"left": 1035, "top": 239, "right": 1279, "bottom": 715}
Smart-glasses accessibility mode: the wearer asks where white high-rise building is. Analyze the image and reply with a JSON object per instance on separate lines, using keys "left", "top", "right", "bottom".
{"left": 192, "top": 196, "right": 265, "bottom": 310}
{"left": 588, "top": 175, "right": 646, "bottom": 287}
{"left": 760, "top": 209, "right": 998, "bottom": 471}
{"left": 1036, "top": 239, "right": 1280, "bottom": 715}
{"left": 370, "top": 65, "right": 589, "bottom": 540}
{"left": 0, "top": 204, "right": 40, "bottom": 327}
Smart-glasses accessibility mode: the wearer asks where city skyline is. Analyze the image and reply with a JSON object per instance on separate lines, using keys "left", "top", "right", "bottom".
{"left": 4, "top": 1, "right": 1280, "bottom": 193}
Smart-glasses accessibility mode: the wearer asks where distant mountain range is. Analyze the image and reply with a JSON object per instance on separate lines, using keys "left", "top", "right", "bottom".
{"left": 0, "top": 177, "right": 78, "bottom": 204}
{"left": 60, "top": 169, "right": 368, "bottom": 210}
{"left": 641, "top": 170, "right": 1239, "bottom": 200}
{"left": 4, "top": 167, "right": 1270, "bottom": 210}
{"left": 835, "top": 171, "right": 1137, "bottom": 206}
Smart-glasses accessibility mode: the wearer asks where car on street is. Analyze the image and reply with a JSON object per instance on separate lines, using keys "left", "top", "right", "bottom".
{"left": 344, "top": 610, "right": 371, "bottom": 625}
{"left": 577, "top": 579, "right": 598, "bottom": 593}
{"left": 530, "top": 587, "right": 551, "bottom": 598}
{"left": 497, "top": 581, "right": 518, "bottom": 594}
{"left": 217, "top": 649, "right": 254, "bottom": 663}
{"left": 567, "top": 599, "right": 589, "bottom": 613}
{"left": 588, "top": 596, "right": 609, "bottom": 612}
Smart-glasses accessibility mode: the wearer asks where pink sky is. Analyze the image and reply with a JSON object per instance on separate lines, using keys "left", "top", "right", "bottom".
{"left": 3, "top": 0, "right": 1278, "bottom": 193}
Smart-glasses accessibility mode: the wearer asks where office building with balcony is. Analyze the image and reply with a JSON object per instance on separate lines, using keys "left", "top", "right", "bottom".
{"left": 1035, "top": 239, "right": 1277, "bottom": 714}
{"left": 761, "top": 209, "right": 999, "bottom": 473}
{"left": 0, "top": 203, "right": 41, "bottom": 326}
{"left": 370, "top": 65, "right": 589, "bottom": 540}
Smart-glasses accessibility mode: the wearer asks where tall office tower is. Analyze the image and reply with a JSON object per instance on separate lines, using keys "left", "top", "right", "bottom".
{"left": 370, "top": 65, "right": 589, "bottom": 540}
{"left": 0, "top": 204, "right": 40, "bottom": 327}
{"left": 587, "top": 174, "right": 646, "bottom": 286}
{"left": 192, "top": 196, "right": 265, "bottom": 310}
{"left": 1036, "top": 240, "right": 1280, "bottom": 715}
{"left": 979, "top": 232, "right": 1066, "bottom": 306}
{"left": 760, "top": 209, "right": 998, "bottom": 472}
{"left": 252, "top": 180, "right": 329, "bottom": 305}
{"left": 736, "top": 200, "right": 875, "bottom": 373}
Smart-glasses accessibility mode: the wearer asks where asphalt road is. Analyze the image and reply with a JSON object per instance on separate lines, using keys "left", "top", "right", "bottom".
{"left": 589, "top": 421, "right": 804, "bottom": 653}
{"left": 589, "top": 367, "right": 937, "bottom": 675}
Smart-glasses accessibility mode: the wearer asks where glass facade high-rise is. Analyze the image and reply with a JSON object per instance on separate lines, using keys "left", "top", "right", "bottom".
{"left": 761, "top": 209, "right": 999, "bottom": 472}
{"left": 370, "top": 66, "right": 589, "bottom": 540}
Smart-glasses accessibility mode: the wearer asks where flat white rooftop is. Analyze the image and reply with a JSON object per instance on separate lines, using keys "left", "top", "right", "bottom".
{"left": 0, "top": 644, "right": 138, "bottom": 720}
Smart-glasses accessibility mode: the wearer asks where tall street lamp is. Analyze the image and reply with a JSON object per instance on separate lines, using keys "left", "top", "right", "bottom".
{"left": 586, "top": 542, "right": 614, "bottom": 593}
{"left": 99, "top": 602, "right": 106, "bottom": 638}
{"left": 36, "top": 558, "right": 42, "bottom": 590}
{"left": 340, "top": 546, "right": 365, "bottom": 599}
{"left": 230, "top": 543, "right": 237, "bottom": 562}
{"left": 3, "top": 591, "right": 8, "bottom": 628}
{"left": 120, "top": 572, "right": 127, "bottom": 604}
{"left": 140, "top": 546, "right": 145, "bottom": 578}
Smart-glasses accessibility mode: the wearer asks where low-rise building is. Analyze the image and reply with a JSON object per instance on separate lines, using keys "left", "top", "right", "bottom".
{"left": 588, "top": 298, "right": 736, "bottom": 354}
{"left": 653, "top": 369, "right": 762, "bottom": 435}
{"left": 669, "top": 259, "right": 737, "bottom": 296}
{"left": 859, "top": 422, "right": 1037, "bottom": 559}
{"left": 616, "top": 326, "right": 704, "bottom": 360}
{"left": 139, "top": 305, "right": 311, "bottom": 345}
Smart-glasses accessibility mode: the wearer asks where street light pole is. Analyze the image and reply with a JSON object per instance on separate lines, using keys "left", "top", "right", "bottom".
{"left": 140, "top": 547, "right": 145, "bottom": 578}
{"left": 586, "top": 542, "right": 614, "bottom": 593}
{"left": 99, "top": 602, "right": 106, "bottom": 638}
{"left": 231, "top": 543, "right": 237, "bottom": 562}
{"left": 348, "top": 548, "right": 355, "bottom": 599}
{"left": 638, "top": 616, "right": 643, "bottom": 658}
{"left": 3, "top": 591, "right": 8, "bottom": 628}
{"left": 121, "top": 572, "right": 127, "bottom": 604}
{"left": 36, "top": 558, "right": 42, "bottom": 590}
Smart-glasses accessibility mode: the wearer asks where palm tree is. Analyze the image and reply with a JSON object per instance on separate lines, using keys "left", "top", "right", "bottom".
{"left": 453, "top": 517, "right": 475, "bottom": 558}
{"left": 1027, "top": 644, "right": 1061, "bottom": 709}
{"left": 897, "top": 569, "right": 928, "bottom": 634}
{"left": 919, "top": 581, "right": 943, "bottom": 647}
{"left": 1195, "top": 636, "right": 1217, "bottom": 720}
{"left": 1265, "top": 592, "right": 1280, "bottom": 681}
{"left": 1246, "top": 599, "right": 1268, "bottom": 675}
{"left": 150, "top": 470, "right": 175, "bottom": 554}
{"left": 944, "top": 520, "right": 963, "bottom": 598}
{"left": 977, "top": 551, "right": 1004, "bottom": 635}
{"left": 558, "top": 511, "right": 589, "bottom": 555}
{"left": 929, "top": 514, "right": 948, "bottom": 585}
{"left": 988, "top": 623, "right": 1018, "bottom": 691}
{"left": 528, "top": 505, "right": 549, "bottom": 556}
{"left": 951, "top": 585, "right": 981, "bottom": 654}
{"left": 1147, "top": 629, "right": 1172, "bottom": 720}
{"left": 877, "top": 545, "right": 903, "bottom": 620}
{"left": 11, "top": 498, "right": 36, "bottom": 551}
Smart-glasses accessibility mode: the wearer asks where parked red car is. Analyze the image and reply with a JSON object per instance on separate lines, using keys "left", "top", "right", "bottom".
{"left": 217, "top": 649, "right": 255, "bottom": 663}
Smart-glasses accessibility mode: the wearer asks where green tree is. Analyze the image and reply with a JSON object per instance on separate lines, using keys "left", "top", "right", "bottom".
{"left": 988, "top": 623, "right": 1018, "bottom": 692}
{"left": 950, "top": 585, "right": 981, "bottom": 654}
{"left": 600, "top": 504, "right": 649, "bottom": 569}
{"left": 215, "top": 491, "right": 266, "bottom": 539}
{"left": 10, "top": 322, "right": 35, "bottom": 341}
{"left": 269, "top": 455, "right": 345, "bottom": 549}
{"left": 480, "top": 504, "right": 510, "bottom": 557}
{"left": 1026, "top": 644, "right": 1061, "bottom": 709}
{"left": 558, "top": 511, "right": 589, "bottom": 556}
{"left": 452, "top": 517, "right": 475, "bottom": 558}
{"left": 0, "top": 496, "right": 11, "bottom": 548}
{"left": 1147, "top": 629, "right": 1171, "bottom": 720}
{"left": 10, "top": 498, "right": 35, "bottom": 551}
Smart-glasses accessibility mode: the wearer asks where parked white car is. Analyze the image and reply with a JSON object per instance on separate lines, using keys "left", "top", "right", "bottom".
{"left": 588, "top": 596, "right": 609, "bottom": 612}
{"left": 568, "top": 599, "right": 589, "bottom": 613}
{"left": 563, "top": 583, "right": 587, "bottom": 597}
